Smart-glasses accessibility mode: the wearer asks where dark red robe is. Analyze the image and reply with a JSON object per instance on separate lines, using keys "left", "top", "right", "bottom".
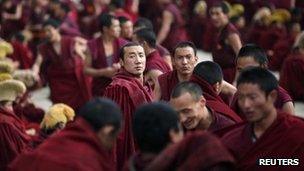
{"left": 145, "top": 50, "right": 171, "bottom": 73}
{"left": 104, "top": 70, "right": 153, "bottom": 170}
{"left": 0, "top": 107, "right": 32, "bottom": 170}
{"left": 8, "top": 117, "right": 116, "bottom": 171}
{"left": 158, "top": 70, "right": 179, "bottom": 101}
{"left": 156, "top": 44, "right": 170, "bottom": 59}
{"left": 230, "top": 86, "right": 293, "bottom": 120}
{"left": 190, "top": 75, "right": 242, "bottom": 123}
{"left": 212, "top": 23, "right": 240, "bottom": 83}
{"left": 87, "top": 37, "right": 127, "bottom": 97}
{"left": 39, "top": 36, "right": 92, "bottom": 111}
{"left": 123, "top": 152, "right": 156, "bottom": 171}
{"left": 221, "top": 112, "right": 304, "bottom": 170}
{"left": 280, "top": 52, "right": 304, "bottom": 101}
{"left": 9, "top": 41, "right": 34, "bottom": 69}
{"left": 145, "top": 131, "right": 235, "bottom": 171}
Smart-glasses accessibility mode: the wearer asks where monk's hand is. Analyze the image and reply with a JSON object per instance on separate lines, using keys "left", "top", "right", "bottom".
{"left": 112, "top": 63, "right": 121, "bottom": 71}
{"left": 74, "top": 37, "right": 88, "bottom": 60}
{"left": 104, "top": 67, "right": 118, "bottom": 78}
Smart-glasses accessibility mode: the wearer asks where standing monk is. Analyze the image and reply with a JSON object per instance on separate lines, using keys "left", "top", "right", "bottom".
{"left": 221, "top": 67, "right": 304, "bottom": 171}
{"left": 85, "top": 13, "right": 127, "bottom": 97}
{"left": 210, "top": 2, "right": 242, "bottom": 83}
{"left": 231, "top": 44, "right": 294, "bottom": 118}
{"left": 37, "top": 20, "right": 91, "bottom": 111}
{"left": 157, "top": 41, "right": 198, "bottom": 101}
{"left": 9, "top": 98, "right": 122, "bottom": 171}
{"left": 104, "top": 42, "right": 153, "bottom": 170}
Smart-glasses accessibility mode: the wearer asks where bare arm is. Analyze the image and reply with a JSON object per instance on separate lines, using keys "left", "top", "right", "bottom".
{"left": 221, "top": 80, "right": 237, "bottom": 96}
{"left": 157, "top": 10, "right": 173, "bottom": 44}
{"left": 163, "top": 54, "right": 173, "bottom": 70}
{"left": 227, "top": 33, "right": 242, "bottom": 55}
{"left": 145, "top": 69, "right": 163, "bottom": 101}
{"left": 282, "top": 101, "right": 295, "bottom": 115}
{"left": 3, "top": 4, "right": 22, "bottom": 20}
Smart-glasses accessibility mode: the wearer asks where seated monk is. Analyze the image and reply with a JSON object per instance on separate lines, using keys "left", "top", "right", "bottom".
{"left": 9, "top": 98, "right": 122, "bottom": 171}
{"left": 221, "top": 67, "right": 304, "bottom": 170}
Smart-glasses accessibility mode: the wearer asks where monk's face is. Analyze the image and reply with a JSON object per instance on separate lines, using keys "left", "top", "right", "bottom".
{"left": 210, "top": 7, "right": 228, "bottom": 28}
{"left": 170, "top": 92, "right": 206, "bottom": 130}
{"left": 121, "top": 20, "right": 133, "bottom": 39}
{"left": 237, "top": 83, "right": 276, "bottom": 122}
{"left": 236, "top": 57, "right": 261, "bottom": 79}
{"left": 44, "top": 25, "right": 60, "bottom": 42}
{"left": 173, "top": 47, "right": 198, "bottom": 76}
{"left": 121, "top": 45, "right": 146, "bottom": 76}
{"left": 106, "top": 19, "right": 121, "bottom": 38}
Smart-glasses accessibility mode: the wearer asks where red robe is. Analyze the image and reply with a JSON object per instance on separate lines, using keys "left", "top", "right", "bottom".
{"left": 145, "top": 50, "right": 171, "bottom": 74}
{"left": 104, "top": 70, "right": 153, "bottom": 170}
{"left": 190, "top": 75, "right": 242, "bottom": 123}
{"left": 9, "top": 41, "right": 34, "bottom": 69}
{"left": 39, "top": 36, "right": 92, "bottom": 111}
{"left": 8, "top": 117, "right": 116, "bottom": 171}
{"left": 212, "top": 23, "right": 240, "bottom": 83}
{"left": 123, "top": 152, "right": 156, "bottom": 171}
{"left": 158, "top": 70, "right": 179, "bottom": 101}
{"left": 88, "top": 37, "right": 127, "bottom": 97}
{"left": 221, "top": 112, "right": 304, "bottom": 170}
{"left": 145, "top": 131, "right": 235, "bottom": 171}
{"left": 156, "top": 44, "right": 170, "bottom": 59}
{"left": 230, "top": 86, "right": 293, "bottom": 120}
{"left": 0, "top": 107, "right": 32, "bottom": 170}
{"left": 280, "top": 52, "right": 304, "bottom": 101}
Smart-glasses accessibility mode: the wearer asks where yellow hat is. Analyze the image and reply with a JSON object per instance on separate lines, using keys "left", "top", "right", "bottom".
{"left": 229, "top": 4, "right": 244, "bottom": 18}
{"left": 0, "top": 73, "right": 13, "bottom": 82}
{"left": 0, "top": 40, "right": 13, "bottom": 59}
{"left": 0, "top": 79, "right": 26, "bottom": 102}
{"left": 194, "top": 0, "right": 207, "bottom": 16}
{"left": 40, "top": 103, "right": 75, "bottom": 129}
{"left": 0, "top": 60, "right": 14, "bottom": 74}
{"left": 253, "top": 7, "right": 271, "bottom": 23}
{"left": 270, "top": 9, "right": 291, "bottom": 23}
{"left": 13, "top": 70, "right": 37, "bottom": 88}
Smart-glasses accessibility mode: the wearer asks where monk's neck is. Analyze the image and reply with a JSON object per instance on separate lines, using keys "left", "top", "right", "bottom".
{"left": 197, "top": 107, "right": 213, "bottom": 130}
{"left": 253, "top": 109, "right": 277, "bottom": 139}
{"left": 177, "top": 73, "right": 191, "bottom": 82}
{"left": 102, "top": 34, "right": 115, "bottom": 43}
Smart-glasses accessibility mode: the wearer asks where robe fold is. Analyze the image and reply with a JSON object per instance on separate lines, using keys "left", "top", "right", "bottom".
{"left": 230, "top": 86, "right": 293, "bottom": 119}
{"left": 158, "top": 70, "right": 179, "bottom": 101}
{"left": 0, "top": 107, "right": 32, "bottom": 170}
{"left": 88, "top": 37, "right": 127, "bottom": 97}
{"left": 280, "top": 52, "right": 304, "bottom": 101}
{"left": 8, "top": 117, "right": 115, "bottom": 171}
{"left": 221, "top": 112, "right": 304, "bottom": 171}
{"left": 39, "top": 36, "right": 92, "bottom": 111}
{"left": 145, "top": 131, "right": 235, "bottom": 171}
{"left": 145, "top": 50, "right": 171, "bottom": 73}
{"left": 104, "top": 70, "right": 153, "bottom": 170}
{"left": 212, "top": 23, "right": 240, "bottom": 83}
{"left": 9, "top": 41, "right": 34, "bottom": 69}
{"left": 190, "top": 75, "right": 242, "bottom": 122}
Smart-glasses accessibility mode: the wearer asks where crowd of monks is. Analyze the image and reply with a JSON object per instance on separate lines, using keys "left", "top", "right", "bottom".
{"left": 1, "top": 0, "right": 304, "bottom": 170}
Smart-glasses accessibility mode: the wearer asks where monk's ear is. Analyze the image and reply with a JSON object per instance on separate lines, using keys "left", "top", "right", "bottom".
{"left": 267, "top": 89, "right": 277, "bottom": 103}
{"left": 119, "top": 58, "right": 124, "bottom": 67}
{"left": 199, "top": 95, "right": 206, "bottom": 106}
{"left": 169, "top": 126, "right": 184, "bottom": 143}
{"left": 194, "top": 55, "right": 198, "bottom": 62}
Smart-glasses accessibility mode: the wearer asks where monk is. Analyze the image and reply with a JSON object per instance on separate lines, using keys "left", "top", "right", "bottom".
{"left": 156, "top": 0, "right": 188, "bottom": 52}
{"left": 280, "top": 33, "right": 304, "bottom": 101}
{"left": 231, "top": 44, "right": 295, "bottom": 118}
{"left": 170, "top": 81, "right": 236, "bottom": 135}
{"left": 9, "top": 98, "right": 122, "bottom": 171}
{"left": 145, "top": 131, "right": 235, "bottom": 171}
{"left": 37, "top": 19, "right": 91, "bottom": 111}
{"left": 221, "top": 67, "right": 304, "bottom": 171}
{"left": 103, "top": 42, "right": 153, "bottom": 170}
{"left": 158, "top": 41, "right": 198, "bottom": 101}
{"left": 85, "top": 13, "right": 127, "bottom": 97}
{"left": 210, "top": 2, "right": 242, "bottom": 83}
{"left": 133, "top": 28, "right": 171, "bottom": 96}
{"left": 190, "top": 61, "right": 242, "bottom": 122}
{"left": 0, "top": 76, "right": 31, "bottom": 170}
{"left": 124, "top": 102, "right": 183, "bottom": 171}
{"left": 118, "top": 16, "right": 133, "bottom": 41}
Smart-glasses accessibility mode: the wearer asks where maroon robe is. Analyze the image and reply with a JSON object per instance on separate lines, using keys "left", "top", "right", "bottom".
{"left": 190, "top": 75, "right": 242, "bottom": 122}
{"left": 104, "top": 70, "right": 153, "bottom": 170}
{"left": 207, "top": 107, "right": 236, "bottom": 133}
{"left": 39, "top": 36, "right": 91, "bottom": 111}
{"left": 160, "top": 3, "right": 188, "bottom": 51}
{"left": 259, "top": 25, "right": 287, "bottom": 51}
{"left": 212, "top": 23, "right": 240, "bottom": 83}
{"left": 0, "top": 107, "right": 32, "bottom": 170}
{"left": 156, "top": 44, "right": 170, "bottom": 59}
{"left": 230, "top": 86, "right": 293, "bottom": 120}
{"left": 9, "top": 41, "right": 34, "bottom": 69}
{"left": 158, "top": 70, "right": 179, "bottom": 101}
{"left": 221, "top": 112, "right": 304, "bottom": 170}
{"left": 123, "top": 152, "right": 156, "bottom": 171}
{"left": 9, "top": 117, "right": 115, "bottom": 171}
{"left": 280, "top": 52, "right": 304, "bottom": 101}
{"left": 88, "top": 37, "right": 127, "bottom": 97}
{"left": 145, "top": 50, "right": 171, "bottom": 73}
{"left": 145, "top": 131, "right": 235, "bottom": 171}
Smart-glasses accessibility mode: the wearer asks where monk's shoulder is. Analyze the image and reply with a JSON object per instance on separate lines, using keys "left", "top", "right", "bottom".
{"left": 220, "top": 122, "right": 247, "bottom": 142}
